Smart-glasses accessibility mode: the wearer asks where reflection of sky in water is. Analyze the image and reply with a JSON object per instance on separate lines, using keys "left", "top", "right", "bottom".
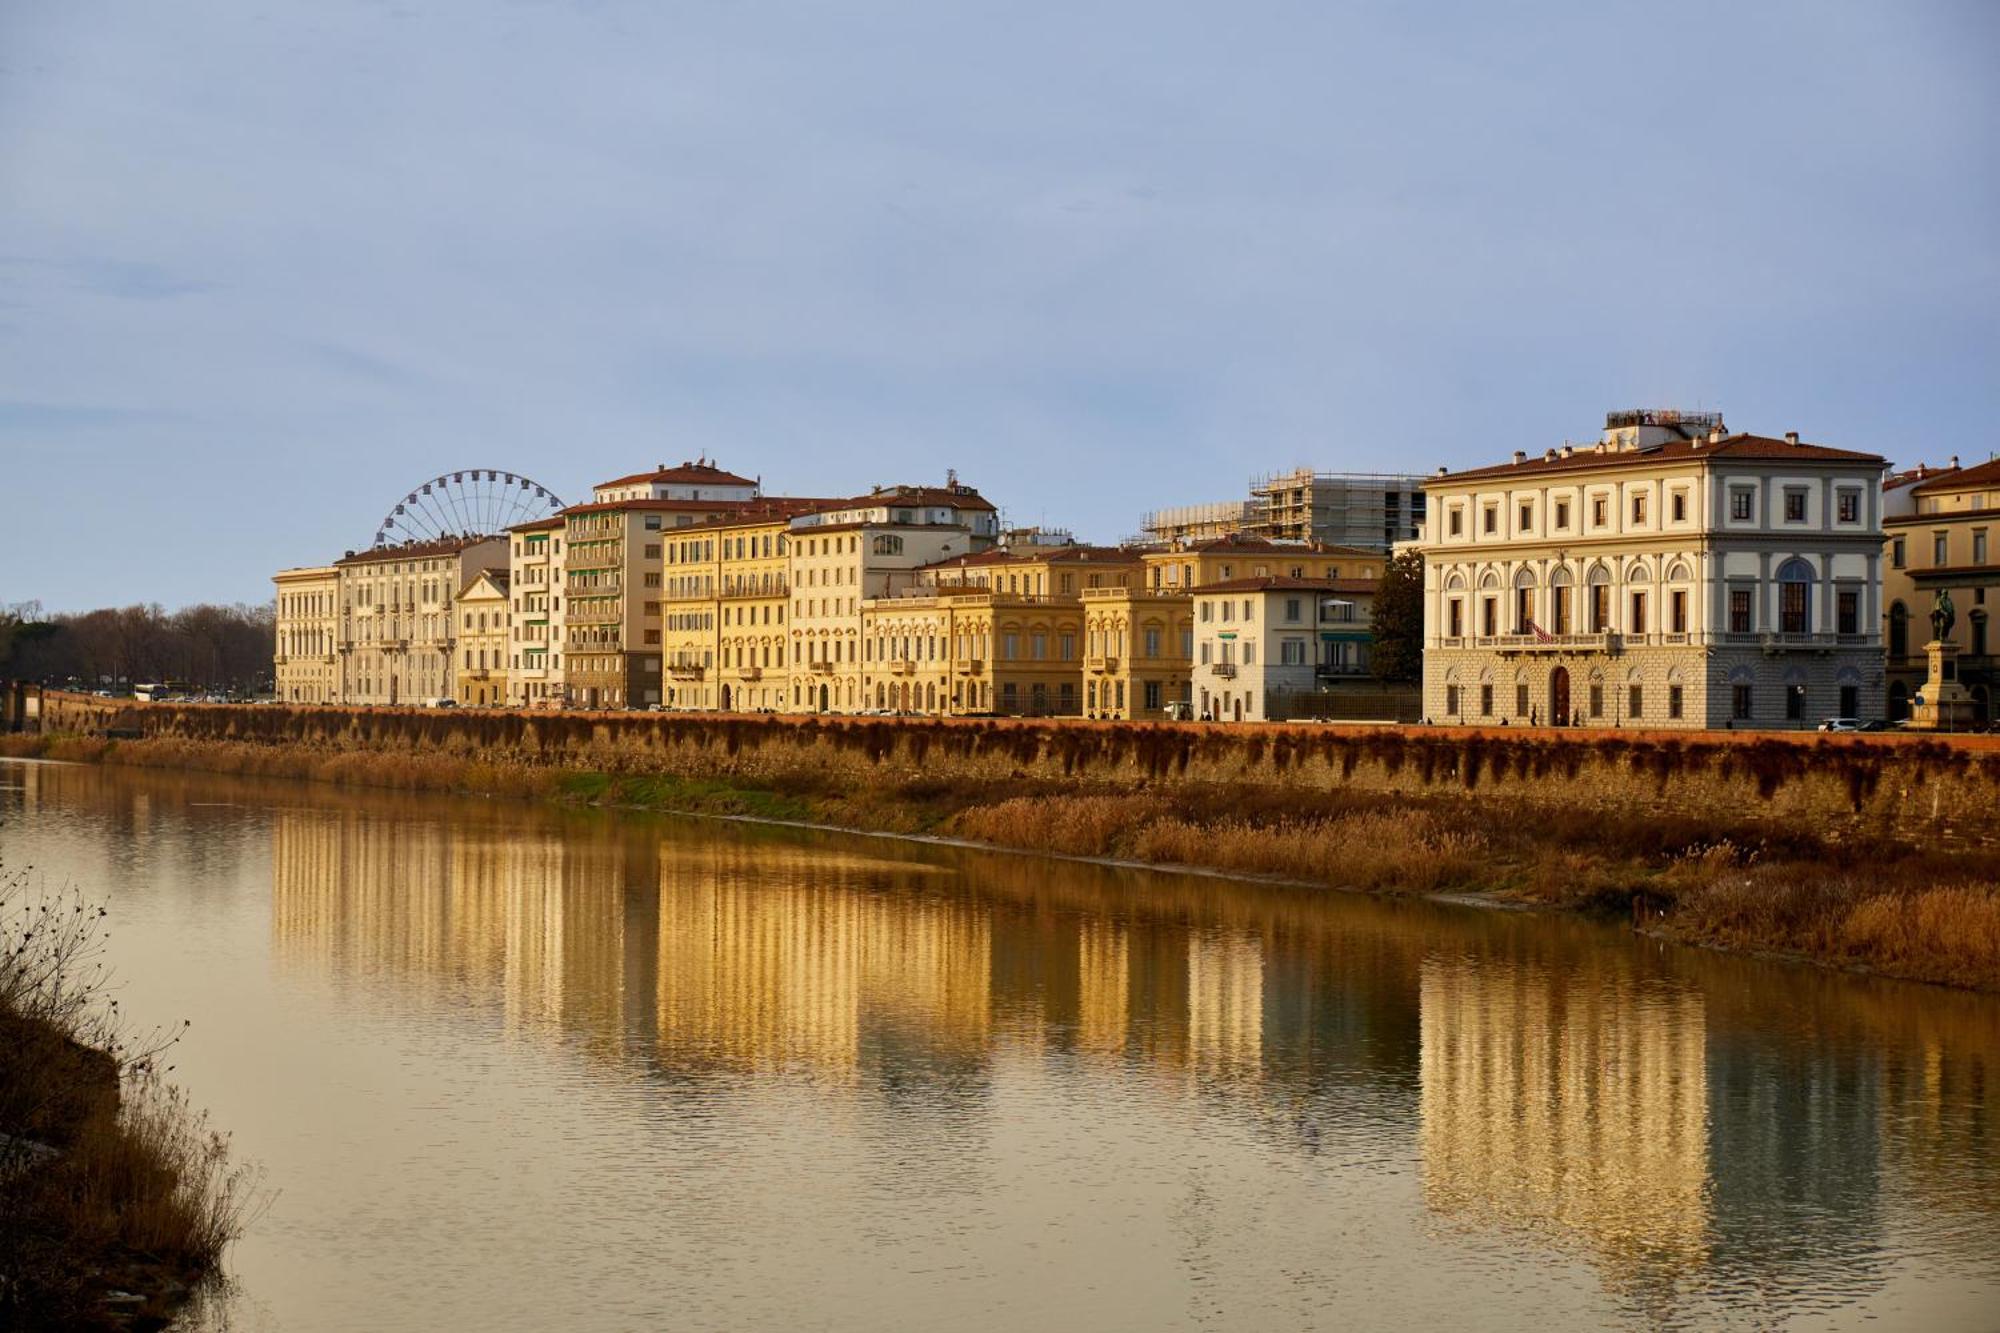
{"left": 4, "top": 758, "right": 1998, "bottom": 1332}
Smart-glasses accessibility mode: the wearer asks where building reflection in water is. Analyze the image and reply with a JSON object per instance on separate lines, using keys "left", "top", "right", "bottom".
{"left": 1418, "top": 955, "right": 1712, "bottom": 1287}
{"left": 256, "top": 785, "right": 2000, "bottom": 1321}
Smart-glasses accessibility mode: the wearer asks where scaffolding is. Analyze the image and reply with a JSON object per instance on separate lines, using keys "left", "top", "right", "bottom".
{"left": 1245, "top": 469, "right": 1428, "bottom": 550}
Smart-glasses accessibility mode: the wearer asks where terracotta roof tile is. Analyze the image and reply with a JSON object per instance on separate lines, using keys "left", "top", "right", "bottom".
{"left": 1431, "top": 434, "right": 1886, "bottom": 485}
{"left": 336, "top": 535, "right": 505, "bottom": 566}
{"left": 595, "top": 460, "right": 757, "bottom": 489}
{"left": 1912, "top": 455, "right": 2000, "bottom": 495}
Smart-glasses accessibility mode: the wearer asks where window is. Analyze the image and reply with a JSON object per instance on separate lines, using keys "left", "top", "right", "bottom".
{"left": 1732, "top": 684, "right": 1753, "bottom": 720}
{"left": 1448, "top": 600, "right": 1464, "bottom": 637}
{"left": 1976, "top": 530, "right": 1989, "bottom": 564}
{"left": 1589, "top": 682, "right": 1604, "bottom": 718}
{"left": 1515, "top": 586, "right": 1533, "bottom": 634}
{"left": 1480, "top": 683, "right": 1494, "bottom": 716}
{"left": 1285, "top": 597, "right": 1302, "bottom": 622}
{"left": 1629, "top": 684, "right": 1643, "bottom": 719}
{"left": 1784, "top": 489, "right": 1808, "bottom": 523}
{"left": 873, "top": 534, "right": 904, "bottom": 556}
{"left": 1671, "top": 491, "right": 1687, "bottom": 522}
{"left": 1671, "top": 590, "right": 1688, "bottom": 633}
{"left": 1445, "top": 684, "right": 1460, "bottom": 716}
{"left": 1892, "top": 536, "right": 1905, "bottom": 569}
{"left": 1591, "top": 497, "right": 1607, "bottom": 527}
{"left": 1731, "top": 488, "right": 1754, "bottom": 522}
{"left": 1515, "top": 682, "right": 1529, "bottom": 716}
{"left": 1243, "top": 643, "right": 1255, "bottom": 665}
{"left": 1668, "top": 684, "right": 1684, "bottom": 719}
{"left": 1974, "top": 615, "right": 1989, "bottom": 657}
{"left": 1629, "top": 591, "right": 1647, "bottom": 635}
{"left": 1518, "top": 502, "right": 1532, "bottom": 531}
{"left": 1889, "top": 603, "right": 1909, "bottom": 658}
{"left": 1144, "top": 680, "right": 1162, "bottom": 710}
{"left": 1840, "top": 684, "right": 1860, "bottom": 716}
{"left": 1935, "top": 533, "right": 1950, "bottom": 566}
{"left": 1589, "top": 583, "right": 1609, "bottom": 633}
{"left": 1144, "top": 628, "right": 1161, "bottom": 658}
{"left": 1632, "top": 492, "right": 1647, "bottom": 524}
{"left": 1483, "top": 506, "right": 1498, "bottom": 535}
{"left": 1837, "top": 589, "right": 1859, "bottom": 636}
{"left": 1554, "top": 500, "right": 1570, "bottom": 529}
{"left": 1837, "top": 491, "right": 1860, "bottom": 523}
{"left": 1729, "top": 588, "right": 1753, "bottom": 633}
{"left": 1786, "top": 684, "right": 1805, "bottom": 722}
{"left": 1448, "top": 507, "right": 1464, "bottom": 537}
{"left": 1281, "top": 640, "right": 1307, "bottom": 666}
{"left": 1481, "top": 597, "right": 1497, "bottom": 637}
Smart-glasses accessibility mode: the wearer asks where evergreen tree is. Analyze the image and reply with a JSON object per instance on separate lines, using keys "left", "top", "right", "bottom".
{"left": 1369, "top": 550, "right": 1423, "bottom": 684}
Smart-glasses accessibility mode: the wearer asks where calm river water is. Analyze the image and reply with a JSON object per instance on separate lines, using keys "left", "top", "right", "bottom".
{"left": 3, "top": 758, "right": 1998, "bottom": 1331}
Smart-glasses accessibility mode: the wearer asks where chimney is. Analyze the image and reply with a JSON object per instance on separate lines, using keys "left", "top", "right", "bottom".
{"left": 1543, "top": 448, "right": 1557, "bottom": 462}
{"left": 1951, "top": 454, "right": 1961, "bottom": 469}
{"left": 1512, "top": 450, "right": 1526, "bottom": 465}
{"left": 1784, "top": 431, "right": 1799, "bottom": 446}
{"left": 1433, "top": 466, "right": 1448, "bottom": 478}
{"left": 1560, "top": 444, "right": 1574, "bottom": 459}
{"left": 1708, "top": 427, "right": 1724, "bottom": 445}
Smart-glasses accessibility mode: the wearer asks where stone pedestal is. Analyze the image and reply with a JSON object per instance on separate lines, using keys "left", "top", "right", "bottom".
{"left": 1909, "top": 640, "right": 1978, "bottom": 731}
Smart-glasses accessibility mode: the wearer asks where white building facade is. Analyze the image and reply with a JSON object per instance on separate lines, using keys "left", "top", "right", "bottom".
{"left": 1190, "top": 577, "right": 1376, "bottom": 722}
{"left": 1421, "top": 414, "right": 1888, "bottom": 730}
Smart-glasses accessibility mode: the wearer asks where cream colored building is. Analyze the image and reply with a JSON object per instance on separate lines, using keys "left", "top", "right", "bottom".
{"left": 1191, "top": 577, "right": 1378, "bottom": 722}
{"left": 589, "top": 459, "right": 762, "bottom": 505}
{"left": 1140, "top": 534, "right": 1381, "bottom": 592}
{"left": 1883, "top": 453, "right": 2000, "bottom": 723}
{"left": 786, "top": 484, "right": 999, "bottom": 713}
{"left": 455, "top": 569, "right": 511, "bottom": 706}
{"left": 334, "top": 536, "right": 507, "bottom": 706}
{"left": 273, "top": 565, "right": 340, "bottom": 704}
{"left": 1423, "top": 412, "right": 1889, "bottom": 730}
{"left": 506, "top": 516, "right": 565, "bottom": 708}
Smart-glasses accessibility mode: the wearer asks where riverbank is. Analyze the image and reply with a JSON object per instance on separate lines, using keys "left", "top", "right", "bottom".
{"left": 6, "top": 709, "right": 1999, "bottom": 993}
{"left": 0, "top": 868, "right": 247, "bottom": 1329}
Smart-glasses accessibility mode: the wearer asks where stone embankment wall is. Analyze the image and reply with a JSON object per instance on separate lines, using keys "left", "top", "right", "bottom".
{"left": 32, "top": 691, "right": 2000, "bottom": 845}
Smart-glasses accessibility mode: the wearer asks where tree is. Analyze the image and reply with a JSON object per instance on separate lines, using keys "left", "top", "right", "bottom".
{"left": 1370, "top": 550, "right": 1423, "bottom": 684}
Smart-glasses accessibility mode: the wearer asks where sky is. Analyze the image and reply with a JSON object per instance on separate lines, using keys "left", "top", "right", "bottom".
{"left": 2, "top": 0, "right": 1995, "bottom": 612}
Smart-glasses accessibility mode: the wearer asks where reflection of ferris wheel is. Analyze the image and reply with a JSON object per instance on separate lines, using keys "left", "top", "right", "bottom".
{"left": 372, "top": 470, "right": 564, "bottom": 547}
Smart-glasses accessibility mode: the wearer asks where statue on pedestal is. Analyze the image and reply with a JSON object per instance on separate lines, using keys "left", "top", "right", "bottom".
{"left": 1932, "top": 588, "right": 1956, "bottom": 643}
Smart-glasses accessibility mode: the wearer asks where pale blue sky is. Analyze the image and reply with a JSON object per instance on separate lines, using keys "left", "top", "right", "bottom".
{"left": 2, "top": 0, "right": 1995, "bottom": 610}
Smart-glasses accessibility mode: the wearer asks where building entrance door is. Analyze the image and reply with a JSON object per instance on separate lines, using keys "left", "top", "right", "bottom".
{"left": 1550, "top": 667, "right": 1571, "bottom": 727}
{"left": 720, "top": 685, "right": 731, "bottom": 712}
{"left": 818, "top": 683, "right": 829, "bottom": 712}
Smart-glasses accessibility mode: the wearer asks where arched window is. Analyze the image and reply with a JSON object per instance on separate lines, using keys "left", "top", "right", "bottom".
{"left": 873, "top": 534, "right": 904, "bottom": 556}
{"left": 1586, "top": 565, "right": 1612, "bottom": 633}
{"left": 1889, "top": 601, "right": 1908, "bottom": 659}
{"left": 1511, "top": 567, "right": 1537, "bottom": 634}
{"left": 1777, "top": 558, "right": 1814, "bottom": 635}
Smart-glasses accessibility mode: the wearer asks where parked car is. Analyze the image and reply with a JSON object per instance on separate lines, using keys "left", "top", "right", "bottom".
{"left": 423, "top": 697, "right": 458, "bottom": 708}
{"left": 1817, "top": 717, "right": 1863, "bottom": 733}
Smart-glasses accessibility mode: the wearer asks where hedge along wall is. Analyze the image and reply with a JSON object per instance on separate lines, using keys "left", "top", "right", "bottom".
{"left": 34, "top": 691, "right": 2000, "bottom": 846}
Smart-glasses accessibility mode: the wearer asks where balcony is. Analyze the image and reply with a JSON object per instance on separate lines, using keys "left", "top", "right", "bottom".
{"left": 810, "top": 659, "right": 835, "bottom": 673}
{"left": 1211, "top": 662, "right": 1239, "bottom": 679}
{"left": 735, "top": 665, "right": 763, "bottom": 681}
{"left": 720, "top": 580, "right": 789, "bottom": 600}
{"left": 955, "top": 659, "right": 985, "bottom": 676}
{"left": 1085, "top": 656, "right": 1120, "bottom": 674}
{"left": 888, "top": 660, "right": 917, "bottom": 676}
{"left": 1481, "top": 631, "right": 1618, "bottom": 655}
{"left": 668, "top": 663, "right": 705, "bottom": 680}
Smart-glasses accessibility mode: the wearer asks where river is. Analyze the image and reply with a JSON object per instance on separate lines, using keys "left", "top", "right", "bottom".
{"left": 2, "top": 758, "right": 1997, "bottom": 1331}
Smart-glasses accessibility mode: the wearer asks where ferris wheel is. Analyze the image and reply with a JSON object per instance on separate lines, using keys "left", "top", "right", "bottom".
{"left": 372, "top": 470, "right": 565, "bottom": 547}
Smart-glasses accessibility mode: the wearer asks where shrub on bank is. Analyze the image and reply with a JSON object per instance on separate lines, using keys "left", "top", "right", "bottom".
{"left": 0, "top": 862, "right": 255, "bottom": 1327}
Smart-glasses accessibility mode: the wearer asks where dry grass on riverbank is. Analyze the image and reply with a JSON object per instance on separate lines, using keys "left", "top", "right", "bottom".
{"left": 0, "top": 865, "right": 254, "bottom": 1328}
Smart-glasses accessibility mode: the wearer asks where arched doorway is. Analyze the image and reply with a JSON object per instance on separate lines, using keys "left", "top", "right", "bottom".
{"left": 818, "top": 683, "right": 829, "bottom": 712}
{"left": 1231, "top": 695, "right": 1243, "bottom": 722}
{"left": 1888, "top": 680, "right": 1909, "bottom": 721}
{"left": 720, "top": 684, "right": 731, "bottom": 712}
{"left": 1550, "top": 666, "right": 1571, "bottom": 727}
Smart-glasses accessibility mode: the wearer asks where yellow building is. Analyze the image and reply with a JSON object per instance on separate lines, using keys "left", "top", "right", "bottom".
{"left": 661, "top": 500, "right": 828, "bottom": 712}
{"left": 273, "top": 564, "right": 340, "bottom": 704}
{"left": 1883, "top": 454, "right": 2000, "bottom": 723}
{"left": 858, "top": 544, "right": 1143, "bottom": 717}
{"left": 1081, "top": 587, "right": 1195, "bottom": 719}
{"left": 455, "top": 569, "right": 510, "bottom": 706}
{"left": 1139, "top": 534, "right": 1382, "bottom": 592}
